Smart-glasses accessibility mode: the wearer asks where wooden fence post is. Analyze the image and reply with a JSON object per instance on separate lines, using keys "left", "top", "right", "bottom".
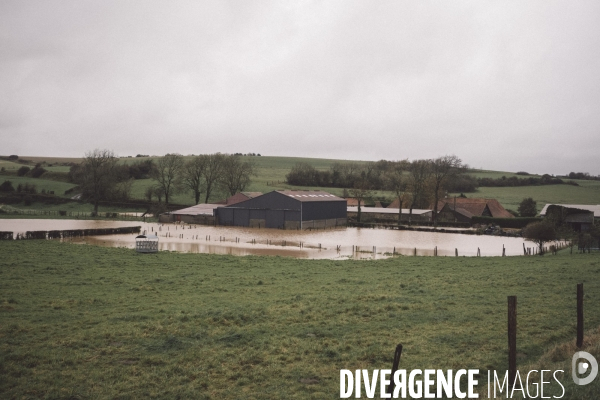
{"left": 577, "top": 283, "right": 584, "bottom": 348}
{"left": 508, "top": 296, "right": 517, "bottom": 391}
{"left": 388, "top": 344, "right": 403, "bottom": 397}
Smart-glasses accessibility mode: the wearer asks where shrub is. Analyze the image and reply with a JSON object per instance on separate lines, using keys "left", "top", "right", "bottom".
{"left": 0, "top": 180, "right": 15, "bottom": 192}
{"left": 518, "top": 197, "right": 537, "bottom": 217}
{"left": 30, "top": 166, "right": 47, "bottom": 178}
{"left": 17, "top": 166, "right": 30, "bottom": 176}
{"left": 23, "top": 195, "right": 33, "bottom": 206}
{"left": 16, "top": 183, "right": 37, "bottom": 194}
{"left": 522, "top": 221, "right": 557, "bottom": 254}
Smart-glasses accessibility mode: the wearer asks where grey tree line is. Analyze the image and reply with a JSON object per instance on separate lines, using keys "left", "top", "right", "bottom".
{"left": 149, "top": 153, "right": 256, "bottom": 205}
{"left": 72, "top": 150, "right": 255, "bottom": 214}
{"left": 346, "top": 155, "right": 465, "bottom": 226}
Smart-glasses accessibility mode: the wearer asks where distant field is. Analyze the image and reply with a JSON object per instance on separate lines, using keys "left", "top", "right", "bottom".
{"left": 461, "top": 180, "right": 600, "bottom": 212}
{"left": 0, "top": 176, "right": 77, "bottom": 197}
{"left": 0, "top": 240, "right": 598, "bottom": 398}
{"left": 0, "top": 159, "right": 23, "bottom": 172}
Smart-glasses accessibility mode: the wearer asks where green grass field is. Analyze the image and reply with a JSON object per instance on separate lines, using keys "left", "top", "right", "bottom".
{"left": 0, "top": 176, "right": 77, "bottom": 197}
{"left": 1, "top": 240, "right": 599, "bottom": 399}
{"left": 462, "top": 180, "right": 600, "bottom": 213}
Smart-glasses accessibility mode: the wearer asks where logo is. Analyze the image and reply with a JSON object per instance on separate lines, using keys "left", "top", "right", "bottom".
{"left": 572, "top": 351, "right": 598, "bottom": 386}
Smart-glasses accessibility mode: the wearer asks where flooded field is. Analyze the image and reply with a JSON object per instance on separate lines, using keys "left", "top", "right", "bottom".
{"left": 0, "top": 219, "right": 551, "bottom": 259}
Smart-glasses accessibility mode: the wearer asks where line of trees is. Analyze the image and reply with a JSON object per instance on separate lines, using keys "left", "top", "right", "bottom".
{"left": 286, "top": 156, "right": 465, "bottom": 226}
{"left": 149, "top": 153, "right": 255, "bottom": 205}
{"left": 566, "top": 172, "right": 600, "bottom": 181}
{"left": 69, "top": 150, "right": 255, "bottom": 214}
{"left": 286, "top": 161, "right": 578, "bottom": 195}
{"left": 476, "top": 174, "right": 569, "bottom": 187}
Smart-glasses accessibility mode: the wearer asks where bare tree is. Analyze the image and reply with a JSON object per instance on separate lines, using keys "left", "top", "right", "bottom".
{"left": 349, "top": 179, "right": 373, "bottom": 223}
{"left": 407, "top": 159, "right": 432, "bottom": 224}
{"left": 74, "top": 149, "right": 119, "bottom": 215}
{"left": 385, "top": 160, "right": 410, "bottom": 225}
{"left": 220, "top": 155, "right": 255, "bottom": 196}
{"left": 182, "top": 156, "right": 207, "bottom": 204}
{"left": 430, "top": 155, "right": 464, "bottom": 227}
{"left": 202, "top": 153, "right": 226, "bottom": 203}
{"left": 152, "top": 153, "right": 184, "bottom": 204}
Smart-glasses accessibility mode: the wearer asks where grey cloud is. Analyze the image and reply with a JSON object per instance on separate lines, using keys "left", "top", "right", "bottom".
{"left": 1, "top": 1, "right": 599, "bottom": 174}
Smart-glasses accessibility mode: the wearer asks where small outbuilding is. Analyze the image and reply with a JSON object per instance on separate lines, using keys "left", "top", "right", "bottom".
{"left": 540, "top": 204, "right": 600, "bottom": 231}
{"left": 434, "top": 198, "right": 514, "bottom": 223}
{"left": 347, "top": 206, "right": 432, "bottom": 223}
{"left": 159, "top": 203, "right": 219, "bottom": 224}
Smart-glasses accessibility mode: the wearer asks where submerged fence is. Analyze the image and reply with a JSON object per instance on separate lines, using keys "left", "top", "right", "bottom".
{"left": 0, "top": 208, "right": 149, "bottom": 220}
{"left": 0, "top": 226, "right": 141, "bottom": 240}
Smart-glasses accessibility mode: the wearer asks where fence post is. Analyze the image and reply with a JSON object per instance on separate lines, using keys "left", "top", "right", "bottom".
{"left": 455, "top": 248, "right": 458, "bottom": 257}
{"left": 508, "top": 296, "right": 517, "bottom": 391}
{"left": 388, "top": 344, "right": 403, "bottom": 397}
{"left": 577, "top": 283, "right": 584, "bottom": 348}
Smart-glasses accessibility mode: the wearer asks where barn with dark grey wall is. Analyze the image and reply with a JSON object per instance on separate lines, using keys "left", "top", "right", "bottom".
{"left": 216, "top": 191, "right": 346, "bottom": 229}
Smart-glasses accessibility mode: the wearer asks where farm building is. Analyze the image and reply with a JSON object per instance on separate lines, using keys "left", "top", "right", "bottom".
{"left": 347, "top": 207, "right": 432, "bottom": 223}
{"left": 540, "top": 204, "right": 600, "bottom": 231}
{"left": 222, "top": 192, "right": 263, "bottom": 205}
{"left": 216, "top": 190, "right": 347, "bottom": 229}
{"left": 159, "top": 203, "right": 219, "bottom": 224}
{"left": 435, "top": 198, "right": 514, "bottom": 223}
{"left": 159, "top": 192, "right": 263, "bottom": 224}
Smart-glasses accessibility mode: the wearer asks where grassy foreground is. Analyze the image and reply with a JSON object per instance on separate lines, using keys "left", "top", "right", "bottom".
{"left": 1, "top": 242, "right": 599, "bottom": 399}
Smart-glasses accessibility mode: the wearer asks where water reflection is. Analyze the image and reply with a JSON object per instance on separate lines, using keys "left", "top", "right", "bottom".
{"left": 0, "top": 219, "right": 552, "bottom": 259}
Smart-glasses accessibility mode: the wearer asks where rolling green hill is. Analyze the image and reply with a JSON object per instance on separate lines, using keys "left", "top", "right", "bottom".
{"left": 1, "top": 155, "right": 598, "bottom": 213}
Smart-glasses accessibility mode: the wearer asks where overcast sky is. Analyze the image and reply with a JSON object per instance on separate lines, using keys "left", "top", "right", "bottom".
{"left": 1, "top": 1, "right": 599, "bottom": 174}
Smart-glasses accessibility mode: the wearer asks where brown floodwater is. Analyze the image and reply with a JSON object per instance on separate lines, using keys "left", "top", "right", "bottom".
{"left": 0, "top": 219, "right": 559, "bottom": 259}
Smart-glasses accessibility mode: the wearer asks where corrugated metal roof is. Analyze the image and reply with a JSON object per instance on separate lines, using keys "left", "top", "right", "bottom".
{"left": 241, "top": 192, "right": 263, "bottom": 198}
{"left": 170, "top": 203, "right": 219, "bottom": 216}
{"left": 347, "top": 206, "right": 432, "bottom": 215}
{"left": 277, "top": 190, "right": 345, "bottom": 202}
{"left": 540, "top": 204, "right": 600, "bottom": 218}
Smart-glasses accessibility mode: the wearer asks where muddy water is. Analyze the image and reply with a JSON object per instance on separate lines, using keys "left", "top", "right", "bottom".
{"left": 0, "top": 219, "right": 550, "bottom": 259}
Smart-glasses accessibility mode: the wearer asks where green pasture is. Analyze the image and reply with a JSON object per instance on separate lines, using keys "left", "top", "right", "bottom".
{"left": 1, "top": 240, "right": 599, "bottom": 399}
{"left": 460, "top": 180, "right": 600, "bottom": 213}
{"left": 0, "top": 159, "right": 23, "bottom": 172}
{"left": 0, "top": 176, "right": 77, "bottom": 197}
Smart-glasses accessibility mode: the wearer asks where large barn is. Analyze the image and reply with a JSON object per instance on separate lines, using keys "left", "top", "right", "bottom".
{"left": 216, "top": 190, "right": 347, "bottom": 229}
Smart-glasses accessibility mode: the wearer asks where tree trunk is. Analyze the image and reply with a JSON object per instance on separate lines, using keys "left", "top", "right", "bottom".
{"left": 397, "top": 198, "right": 403, "bottom": 226}
{"left": 433, "top": 191, "right": 439, "bottom": 228}
{"left": 195, "top": 191, "right": 201, "bottom": 205}
{"left": 357, "top": 200, "right": 362, "bottom": 223}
